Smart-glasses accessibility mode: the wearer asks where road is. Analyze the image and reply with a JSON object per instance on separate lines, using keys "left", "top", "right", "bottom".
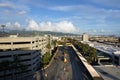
{"left": 40, "top": 46, "right": 93, "bottom": 80}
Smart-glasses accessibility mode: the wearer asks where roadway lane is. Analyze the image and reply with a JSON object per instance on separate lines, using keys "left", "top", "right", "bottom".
{"left": 67, "top": 46, "right": 84, "bottom": 80}
{"left": 41, "top": 46, "right": 92, "bottom": 80}
{"left": 43, "top": 46, "right": 72, "bottom": 80}
{"left": 67, "top": 46, "right": 93, "bottom": 80}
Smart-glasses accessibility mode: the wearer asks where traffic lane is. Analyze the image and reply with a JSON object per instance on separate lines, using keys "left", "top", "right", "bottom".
{"left": 44, "top": 46, "right": 72, "bottom": 80}
{"left": 67, "top": 46, "right": 93, "bottom": 80}
{"left": 47, "top": 46, "right": 72, "bottom": 80}
{"left": 67, "top": 47, "right": 83, "bottom": 80}
{"left": 45, "top": 47, "right": 64, "bottom": 80}
{"left": 43, "top": 46, "right": 90, "bottom": 80}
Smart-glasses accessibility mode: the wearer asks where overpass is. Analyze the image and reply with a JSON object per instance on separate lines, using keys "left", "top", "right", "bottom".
{"left": 37, "top": 44, "right": 104, "bottom": 80}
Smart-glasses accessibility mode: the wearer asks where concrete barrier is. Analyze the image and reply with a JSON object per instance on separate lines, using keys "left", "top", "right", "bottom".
{"left": 71, "top": 45, "right": 104, "bottom": 80}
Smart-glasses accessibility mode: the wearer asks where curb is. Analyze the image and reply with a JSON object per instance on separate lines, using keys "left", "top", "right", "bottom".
{"left": 42, "top": 47, "right": 58, "bottom": 70}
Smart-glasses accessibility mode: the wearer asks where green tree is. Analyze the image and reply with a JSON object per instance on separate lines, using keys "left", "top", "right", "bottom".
{"left": 77, "top": 43, "right": 89, "bottom": 56}
{"left": 47, "top": 35, "right": 52, "bottom": 55}
{"left": 56, "top": 41, "right": 62, "bottom": 45}
{"left": 46, "top": 43, "right": 51, "bottom": 49}
{"left": 42, "top": 52, "right": 51, "bottom": 66}
{"left": 87, "top": 47, "right": 97, "bottom": 64}
{"left": 52, "top": 40, "right": 57, "bottom": 47}
{"left": 46, "top": 42, "right": 51, "bottom": 55}
{"left": 68, "top": 38, "right": 98, "bottom": 64}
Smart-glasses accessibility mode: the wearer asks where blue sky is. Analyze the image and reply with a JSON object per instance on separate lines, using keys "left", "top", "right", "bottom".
{"left": 0, "top": 0, "right": 120, "bottom": 35}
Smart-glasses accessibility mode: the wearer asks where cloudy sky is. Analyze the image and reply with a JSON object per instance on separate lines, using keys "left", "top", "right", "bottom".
{"left": 0, "top": 0, "right": 120, "bottom": 35}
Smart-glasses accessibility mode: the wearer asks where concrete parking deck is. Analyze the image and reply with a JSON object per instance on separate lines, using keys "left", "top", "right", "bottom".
{"left": 94, "top": 65, "right": 120, "bottom": 80}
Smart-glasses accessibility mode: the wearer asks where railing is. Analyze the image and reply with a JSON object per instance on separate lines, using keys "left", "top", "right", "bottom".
{"left": 0, "top": 44, "right": 31, "bottom": 50}
{"left": 71, "top": 44, "right": 104, "bottom": 80}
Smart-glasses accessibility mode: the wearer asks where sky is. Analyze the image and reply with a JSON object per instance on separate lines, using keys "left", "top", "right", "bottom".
{"left": 0, "top": 0, "right": 120, "bottom": 35}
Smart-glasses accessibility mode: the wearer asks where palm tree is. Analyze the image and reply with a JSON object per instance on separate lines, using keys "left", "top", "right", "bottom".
{"left": 52, "top": 40, "right": 57, "bottom": 48}
{"left": 88, "top": 47, "right": 97, "bottom": 64}
{"left": 46, "top": 42, "right": 51, "bottom": 56}
{"left": 46, "top": 35, "right": 52, "bottom": 55}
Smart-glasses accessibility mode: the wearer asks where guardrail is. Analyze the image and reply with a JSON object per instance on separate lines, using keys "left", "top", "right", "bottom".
{"left": 71, "top": 45, "right": 104, "bottom": 80}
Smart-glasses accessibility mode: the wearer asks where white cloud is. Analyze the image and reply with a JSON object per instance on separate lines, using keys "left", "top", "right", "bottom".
{"left": 49, "top": 5, "right": 73, "bottom": 11}
{"left": 6, "top": 22, "right": 12, "bottom": 29}
{"left": 3, "top": 20, "right": 78, "bottom": 33}
{"left": 26, "top": 20, "right": 39, "bottom": 30}
{"left": 47, "top": 4, "right": 120, "bottom": 16}
{"left": 93, "top": 29, "right": 97, "bottom": 33}
{"left": 5, "top": 22, "right": 21, "bottom": 30}
{"left": 0, "top": 3, "right": 15, "bottom": 9}
{"left": 48, "top": 5, "right": 92, "bottom": 12}
{"left": 18, "top": 10, "right": 27, "bottom": 15}
{"left": 100, "top": 29, "right": 105, "bottom": 33}
{"left": 14, "top": 22, "right": 21, "bottom": 28}
{"left": 55, "top": 21, "right": 78, "bottom": 33}
{"left": 38, "top": 21, "right": 55, "bottom": 31}
{"left": 26, "top": 20, "right": 78, "bottom": 33}
{"left": 91, "top": 0, "right": 120, "bottom": 9}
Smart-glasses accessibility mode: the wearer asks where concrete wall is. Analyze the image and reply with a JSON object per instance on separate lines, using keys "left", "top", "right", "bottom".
{"left": 0, "top": 50, "right": 41, "bottom": 80}
{"left": 0, "top": 36, "right": 49, "bottom": 55}
{"left": 71, "top": 45, "right": 104, "bottom": 80}
{"left": 0, "top": 36, "right": 50, "bottom": 80}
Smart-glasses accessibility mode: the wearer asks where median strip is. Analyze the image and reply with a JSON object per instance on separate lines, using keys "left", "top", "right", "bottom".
{"left": 42, "top": 47, "right": 59, "bottom": 70}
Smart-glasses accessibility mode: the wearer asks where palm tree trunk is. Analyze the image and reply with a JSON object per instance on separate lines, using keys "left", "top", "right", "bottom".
{"left": 50, "top": 49, "right": 51, "bottom": 55}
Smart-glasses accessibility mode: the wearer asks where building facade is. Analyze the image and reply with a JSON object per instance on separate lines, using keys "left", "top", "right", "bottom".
{"left": 0, "top": 36, "right": 50, "bottom": 80}
{"left": 88, "top": 41, "right": 120, "bottom": 66}
{"left": 82, "top": 33, "right": 89, "bottom": 42}
{"left": 114, "top": 51, "right": 120, "bottom": 66}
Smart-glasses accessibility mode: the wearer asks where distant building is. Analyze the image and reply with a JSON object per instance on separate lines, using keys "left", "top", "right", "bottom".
{"left": 114, "top": 51, "right": 120, "bottom": 65}
{"left": 94, "top": 65, "right": 120, "bottom": 80}
{"left": 82, "top": 33, "right": 89, "bottom": 42}
{"left": 9, "top": 34, "right": 19, "bottom": 38}
{"left": 0, "top": 36, "right": 50, "bottom": 80}
{"left": 89, "top": 41, "right": 120, "bottom": 66}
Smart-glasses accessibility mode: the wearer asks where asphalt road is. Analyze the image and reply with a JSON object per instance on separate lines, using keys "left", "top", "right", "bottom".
{"left": 40, "top": 46, "right": 92, "bottom": 80}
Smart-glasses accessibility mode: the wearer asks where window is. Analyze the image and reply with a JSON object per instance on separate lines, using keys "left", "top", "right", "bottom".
{"left": 13, "top": 42, "right": 30, "bottom": 44}
{"left": 18, "top": 53, "right": 31, "bottom": 56}
{"left": 20, "top": 59, "right": 31, "bottom": 62}
{"left": 0, "top": 55, "right": 11, "bottom": 58}
{"left": 0, "top": 42, "right": 11, "bottom": 44}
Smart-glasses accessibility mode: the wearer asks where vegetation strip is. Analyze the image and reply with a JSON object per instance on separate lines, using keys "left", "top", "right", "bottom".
{"left": 42, "top": 47, "right": 58, "bottom": 70}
